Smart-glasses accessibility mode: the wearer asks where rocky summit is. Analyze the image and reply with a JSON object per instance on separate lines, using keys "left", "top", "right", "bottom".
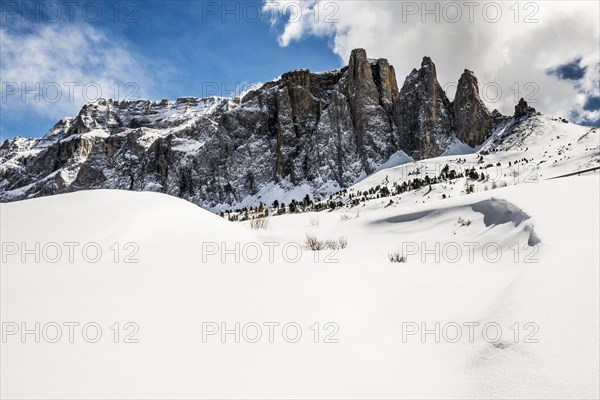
{"left": 1, "top": 49, "right": 527, "bottom": 209}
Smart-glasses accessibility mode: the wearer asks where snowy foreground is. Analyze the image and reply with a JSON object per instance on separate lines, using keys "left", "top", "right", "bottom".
{"left": 1, "top": 173, "right": 599, "bottom": 399}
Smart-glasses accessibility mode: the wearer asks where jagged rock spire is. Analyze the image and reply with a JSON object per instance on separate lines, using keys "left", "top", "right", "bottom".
{"left": 453, "top": 69, "right": 493, "bottom": 147}
{"left": 393, "top": 56, "right": 453, "bottom": 159}
{"left": 514, "top": 98, "right": 537, "bottom": 118}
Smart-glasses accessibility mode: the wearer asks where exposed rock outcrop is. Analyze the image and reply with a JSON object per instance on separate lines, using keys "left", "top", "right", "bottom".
{"left": 453, "top": 69, "right": 493, "bottom": 147}
{"left": 514, "top": 98, "right": 538, "bottom": 119}
{"left": 393, "top": 56, "right": 454, "bottom": 159}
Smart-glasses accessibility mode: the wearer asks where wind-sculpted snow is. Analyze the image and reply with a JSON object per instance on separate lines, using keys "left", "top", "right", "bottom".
{"left": 471, "top": 198, "right": 531, "bottom": 227}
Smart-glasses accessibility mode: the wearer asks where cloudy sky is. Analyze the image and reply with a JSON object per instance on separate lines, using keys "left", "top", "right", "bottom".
{"left": 1, "top": 0, "right": 598, "bottom": 141}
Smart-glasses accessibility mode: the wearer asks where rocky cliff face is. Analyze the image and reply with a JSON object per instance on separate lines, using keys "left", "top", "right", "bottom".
{"left": 394, "top": 56, "right": 454, "bottom": 159}
{"left": 453, "top": 69, "right": 494, "bottom": 147}
{"left": 1, "top": 49, "right": 514, "bottom": 209}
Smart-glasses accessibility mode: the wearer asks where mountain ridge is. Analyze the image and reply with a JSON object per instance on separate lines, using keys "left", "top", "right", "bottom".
{"left": 0, "top": 49, "right": 552, "bottom": 209}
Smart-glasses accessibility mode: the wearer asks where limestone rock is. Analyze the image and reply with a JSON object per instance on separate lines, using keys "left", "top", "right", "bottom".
{"left": 1, "top": 50, "right": 518, "bottom": 209}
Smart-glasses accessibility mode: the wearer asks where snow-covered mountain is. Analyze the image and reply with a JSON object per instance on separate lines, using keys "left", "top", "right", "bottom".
{"left": 310, "top": 113, "right": 599, "bottom": 215}
{"left": 1, "top": 49, "right": 536, "bottom": 210}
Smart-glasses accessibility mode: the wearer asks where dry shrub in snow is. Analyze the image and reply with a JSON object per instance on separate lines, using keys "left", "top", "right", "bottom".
{"left": 305, "top": 234, "right": 325, "bottom": 251}
{"left": 306, "top": 235, "right": 348, "bottom": 251}
{"left": 339, "top": 213, "right": 352, "bottom": 221}
{"left": 250, "top": 217, "right": 270, "bottom": 230}
{"left": 457, "top": 217, "right": 471, "bottom": 227}
{"left": 388, "top": 251, "right": 407, "bottom": 263}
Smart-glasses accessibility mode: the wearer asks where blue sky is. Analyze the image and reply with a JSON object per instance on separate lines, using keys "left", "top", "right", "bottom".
{"left": 113, "top": 1, "right": 341, "bottom": 93}
{"left": 1, "top": 1, "right": 598, "bottom": 142}
{"left": 0, "top": 1, "right": 341, "bottom": 141}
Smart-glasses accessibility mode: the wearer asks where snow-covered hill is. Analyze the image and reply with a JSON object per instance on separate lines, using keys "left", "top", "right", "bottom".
{"left": 312, "top": 115, "right": 599, "bottom": 214}
{"left": 2, "top": 173, "right": 598, "bottom": 398}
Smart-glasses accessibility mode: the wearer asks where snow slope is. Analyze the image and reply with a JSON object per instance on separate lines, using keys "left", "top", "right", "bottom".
{"left": 1, "top": 173, "right": 598, "bottom": 398}
{"left": 220, "top": 115, "right": 598, "bottom": 213}
{"left": 333, "top": 115, "right": 599, "bottom": 212}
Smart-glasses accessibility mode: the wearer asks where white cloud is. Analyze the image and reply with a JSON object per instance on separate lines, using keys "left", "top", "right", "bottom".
{"left": 264, "top": 0, "right": 600, "bottom": 121}
{"left": 0, "top": 23, "right": 155, "bottom": 121}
